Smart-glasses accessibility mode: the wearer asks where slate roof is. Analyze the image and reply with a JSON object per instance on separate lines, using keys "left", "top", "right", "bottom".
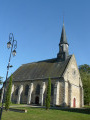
{"left": 12, "top": 55, "right": 72, "bottom": 82}
{"left": 60, "top": 23, "right": 69, "bottom": 45}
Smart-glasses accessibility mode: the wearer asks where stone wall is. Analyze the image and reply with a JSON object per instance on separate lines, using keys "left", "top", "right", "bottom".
{"left": 63, "top": 55, "right": 83, "bottom": 108}
{"left": 11, "top": 79, "right": 62, "bottom": 106}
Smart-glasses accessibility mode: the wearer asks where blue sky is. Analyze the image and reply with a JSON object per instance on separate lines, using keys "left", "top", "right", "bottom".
{"left": 0, "top": 0, "right": 90, "bottom": 86}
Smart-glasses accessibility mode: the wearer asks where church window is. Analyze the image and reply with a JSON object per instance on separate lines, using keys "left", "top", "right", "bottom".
{"left": 25, "top": 85, "right": 29, "bottom": 96}
{"left": 15, "top": 86, "right": 19, "bottom": 95}
{"left": 51, "top": 84, "right": 54, "bottom": 96}
{"left": 35, "top": 84, "right": 40, "bottom": 95}
{"left": 61, "top": 54, "right": 63, "bottom": 58}
{"left": 72, "top": 69, "right": 76, "bottom": 77}
{"left": 60, "top": 46, "right": 63, "bottom": 51}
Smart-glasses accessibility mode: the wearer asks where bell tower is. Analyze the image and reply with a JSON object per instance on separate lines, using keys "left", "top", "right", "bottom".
{"left": 57, "top": 23, "right": 69, "bottom": 61}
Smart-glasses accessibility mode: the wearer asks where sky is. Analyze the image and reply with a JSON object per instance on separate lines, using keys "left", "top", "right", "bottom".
{"left": 0, "top": 0, "right": 90, "bottom": 87}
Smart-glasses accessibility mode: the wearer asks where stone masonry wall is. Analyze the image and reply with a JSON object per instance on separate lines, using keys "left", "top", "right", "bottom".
{"left": 11, "top": 79, "right": 62, "bottom": 105}
{"left": 63, "top": 55, "right": 83, "bottom": 108}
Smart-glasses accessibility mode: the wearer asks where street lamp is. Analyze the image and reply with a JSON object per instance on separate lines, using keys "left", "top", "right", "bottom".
{"left": 7, "top": 41, "right": 11, "bottom": 48}
{"left": 0, "top": 33, "right": 17, "bottom": 120}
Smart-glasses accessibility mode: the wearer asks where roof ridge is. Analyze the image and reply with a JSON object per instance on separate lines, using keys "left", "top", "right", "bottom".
{"left": 22, "top": 58, "right": 57, "bottom": 66}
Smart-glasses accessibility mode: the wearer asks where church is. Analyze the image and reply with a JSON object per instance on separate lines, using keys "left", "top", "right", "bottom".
{"left": 1, "top": 23, "right": 84, "bottom": 108}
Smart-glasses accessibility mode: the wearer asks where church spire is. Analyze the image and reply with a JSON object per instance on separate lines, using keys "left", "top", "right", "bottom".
{"left": 57, "top": 23, "right": 69, "bottom": 61}
{"left": 60, "top": 23, "right": 68, "bottom": 45}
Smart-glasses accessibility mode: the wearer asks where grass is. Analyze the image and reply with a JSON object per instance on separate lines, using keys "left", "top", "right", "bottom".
{"left": 0, "top": 103, "right": 26, "bottom": 107}
{"left": 1, "top": 107, "right": 90, "bottom": 120}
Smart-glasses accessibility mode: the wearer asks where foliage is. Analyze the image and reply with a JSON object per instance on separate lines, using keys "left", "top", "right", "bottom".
{"left": 79, "top": 64, "right": 90, "bottom": 105}
{"left": 46, "top": 77, "right": 51, "bottom": 110}
{"left": 0, "top": 76, "right": 3, "bottom": 85}
{"left": 0, "top": 76, "right": 3, "bottom": 98}
{"left": 79, "top": 64, "right": 90, "bottom": 73}
{"left": 5, "top": 75, "right": 12, "bottom": 110}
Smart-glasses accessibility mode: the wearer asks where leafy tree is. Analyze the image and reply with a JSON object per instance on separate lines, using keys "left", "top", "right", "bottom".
{"left": 79, "top": 64, "right": 90, "bottom": 73}
{"left": 79, "top": 64, "right": 90, "bottom": 105}
{"left": 0, "top": 76, "right": 3, "bottom": 85}
{"left": 5, "top": 75, "right": 12, "bottom": 110}
{"left": 0, "top": 76, "right": 3, "bottom": 98}
{"left": 46, "top": 77, "right": 51, "bottom": 110}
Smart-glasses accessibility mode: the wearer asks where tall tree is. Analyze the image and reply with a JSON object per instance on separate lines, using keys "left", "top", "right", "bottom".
{"left": 46, "top": 77, "right": 51, "bottom": 110}
{"left": 79, "top": 64, "right": 90, "bottom": 105}
{"left": 0, "top": 76, "right": 3, "bottom": 99}
{"left": 0, "top": 76, "right": 3, "bottom": 85}
{"left": 5, "top": 75, "right": 12, "bottom": 110}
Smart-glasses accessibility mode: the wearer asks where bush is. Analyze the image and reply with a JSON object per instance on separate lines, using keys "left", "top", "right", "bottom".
{"left": 46, "top": 77, "right": 51, "bottom": 110}
{"left": 5, "top": 75, "right": 12, "bottom": 110}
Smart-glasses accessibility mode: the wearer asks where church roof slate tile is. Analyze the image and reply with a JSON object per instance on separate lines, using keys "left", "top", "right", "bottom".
{"left": 60, "top": 23, "right": 68, "bottom": 45}
{"left": 12, "top": 55, "right": 72, "bottom": 82}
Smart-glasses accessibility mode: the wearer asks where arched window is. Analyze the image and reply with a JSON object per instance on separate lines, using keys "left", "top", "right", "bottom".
{"left": 51, "top": 84, "right": 54, "bottom": 96}
{"left": 25, "top": 85, "right": 29, "bottom": 96}
{"left": 15, "top": 86, "right": 19, "bottom": 95}
{"left": 60, "top": 46, "right": 63, "bottom": 52}
{"left": 35, "top": 84, "right": 40, "bottom": 95}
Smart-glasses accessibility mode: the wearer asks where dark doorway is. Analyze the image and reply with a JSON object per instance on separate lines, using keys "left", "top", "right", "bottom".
{"left": 35, "top": 96, "right": 39, "bottom": 104}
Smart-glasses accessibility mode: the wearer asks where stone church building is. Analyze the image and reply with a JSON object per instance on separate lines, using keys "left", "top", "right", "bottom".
{"left": 1, "top": 23, "right": 84, "bottom": 108}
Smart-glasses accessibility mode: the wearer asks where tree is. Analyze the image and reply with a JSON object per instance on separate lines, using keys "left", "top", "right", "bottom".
{"left": 5, "top": 75, "right": 12, "bottom": 110}
{"left": 46, "top": 77, "right": 51, "bottom": 110}
{"left": 79, "top": 64, "right": 90, "bottom": 105}
{"left": 0, "top": 76, "right": 3, "bottom": 99}
{"left": 0, "top": 76, "right": 3, "bottom": 85}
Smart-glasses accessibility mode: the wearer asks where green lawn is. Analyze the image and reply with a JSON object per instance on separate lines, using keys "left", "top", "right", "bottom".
{"left": 0, "top": 103, "right": 25, "bottom": 106}
{"left": 1, "top": 107, "right": 90, "bottom": 120}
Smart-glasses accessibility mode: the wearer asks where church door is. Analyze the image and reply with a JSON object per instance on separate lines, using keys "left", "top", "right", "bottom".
{"left": 35, "top": 96, "right": 39, "bottom": 104}
{"left": 73, "top": 98, "right": 76, "bottom": 108}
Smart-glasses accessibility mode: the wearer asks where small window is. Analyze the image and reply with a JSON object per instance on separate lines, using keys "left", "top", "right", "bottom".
{"left": 51, "top": 84, "right": 54, "bottom": 96}
{"left": 35, "top": 84, "right": 40, "bottom": 95}
{"left": 60, "top": 46, "right": 63, "bottom": 51}
{"left": 25, "top": 85, "right": 29, "bottom": 96}
{"left": 15, "top": 86, "right": 19, "bottom": 95}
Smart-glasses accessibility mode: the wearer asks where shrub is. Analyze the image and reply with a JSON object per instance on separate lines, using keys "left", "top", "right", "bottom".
{"left": 46, "top": 77, "right": 51, "bottom": 110}
{"left": 5, "top": 75, "right": 12, "bottom": 110}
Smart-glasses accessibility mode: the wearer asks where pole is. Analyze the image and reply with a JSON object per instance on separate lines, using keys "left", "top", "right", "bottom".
{"left": 0, "top": 33, "right": 16, "bottom": 120}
